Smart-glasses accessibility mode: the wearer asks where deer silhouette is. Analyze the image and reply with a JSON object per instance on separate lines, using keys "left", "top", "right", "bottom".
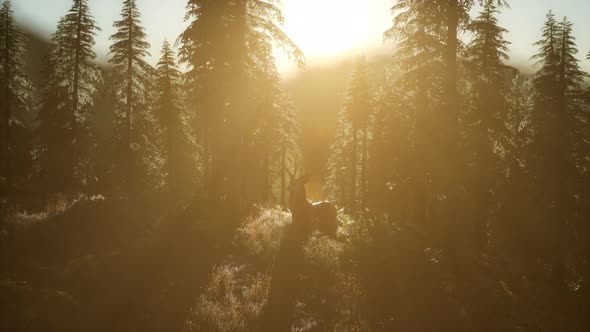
{"left": 287, "top": 171, "right": 341, "bottom": 238}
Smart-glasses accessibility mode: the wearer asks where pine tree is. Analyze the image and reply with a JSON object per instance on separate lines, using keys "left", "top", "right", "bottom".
{"left": 505, "top": 75, "right": 531, "bottom": 183}
{"left": 251, "top": 71, "right": 296, "bottom": 203}
{"left": 325, "top": 108, "right": 353, "bottom": 208}
{"left": 179, "top": 0, "right": 303, "bottom": 214}
{"left": 531, "top": 11, "right": 560, "bottom": 110}
{"left": 276, "top": 92, "right": 299, "bottom": 206}
{"left": 34, "top": 0, "right": 101, "bottom": 193}
{"left": 343, "top": 56, "right": 372, "bottom": 211}
{"left": 109, "top": 0, "right": 154, "bottom": 192}
{"left": 60, "top": 0, "right": 102, "bottom": 127}
{"left": 367, "top": 81, "right": 413, "bottom": 217}
{"left": 178, "top": 0, "right": 228, "bottom": 191}
{"left": 465, "top": 0, "right": 511, "bottom": 132}
{"left": 556, "top": 18, "right": 586, "bottom": 112}
{"left": 154, "top": 40, "right": 194, "bottom": 196}
{"left": 325, "top": 58, "right": 373, "bottom": 213}
{"left": 442, "top": 0, "right": 508, "bottom": 135}
{"left": 0, "top": 0, "right": 33, "bottom": 187}
{"left": 529, "top": 13, "right": 587, "bottom": 284}
{"left": 385, "top": 0, "right": 446, "bottom": 226}
{"left": 464, "top": 0, "right": 512, "bottom": 249}
{"left": 385, "top": 0, "right": 510, "bottom": 266}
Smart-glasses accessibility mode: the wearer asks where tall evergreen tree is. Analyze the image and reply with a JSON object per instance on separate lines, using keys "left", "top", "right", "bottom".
{"left": 276, "top": 92, "right": 299, "bottom": 206}
{"left": 385, "top": 0, "right": 510, "bottom": 269}
{"left": 325, "top": 58, "right": 374, "bottom": 213}
{"left": 530, "top": 11, "right": 560, "bottom": 111}
{"left": 178, "top": 0, "right": 228, "bottom": 191}
{"left": 556, "top": 18, "right": 586, "bottom": 113}
{"left": 464, "top": 0, "right": 512, "bottom": 250}
{"left": 109, "top": 0, "right": 154, "bottom": 192}
{"left": 34, "top": 0, "right": 101, "bottom": 192}
{"left": 529, "top": 13, "right": 587, "bottom": 284}
{"left": 343, "top": 56, "right": 372, "bottom": 211}
{"left": 154, "top": 40, "right": 198, "bottom": 197}
{"left": 325, "top": 108, "right": 353, "bottom": 208}
{"left": 505, "top": 75, "right": 532, "bottom": 183}
{"left": 249, "top": 68, "right": 299, "bottom": 204}
{"left": 366, "top": 81, "right": 413, "bottom": 218}
{"left": 441, "top": 0, "right": 507, "bottom": 141}
{"left": 385, "top": 0, "right": 446, "bottom": 228}
{"left": 178, "top": 0, "right": 303, "bottom": 215}
{"left": 0, "top": 0, "right": 32, "bottom": 187}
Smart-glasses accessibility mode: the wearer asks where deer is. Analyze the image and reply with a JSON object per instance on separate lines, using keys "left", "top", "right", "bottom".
{"left": 286, "top": 170, "right": 341, "bottom": 239}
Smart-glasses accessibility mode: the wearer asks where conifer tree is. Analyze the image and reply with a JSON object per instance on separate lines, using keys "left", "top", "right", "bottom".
{"left": 276, "top": 92, "right": 299, "bottom": 206}
{"left": 343, "top": 56, "right": 372, "bottom": 211}
{"left": 325, "top": 108, "right": 353, "bottom": 208}
{"left": 179, "top": 0, "right": 303, "bottom": 213}
{"left": 442, "top": 0, "right": 507, "bottom": 137}
{"left": 178, "top": 0, "right": 228, "bottom": 189}
{"left": 367, "top": 82, "right": 412, "bottom": 216}
{"left": 109, "top": 0, "right": 154, "bottom": 192}
{"left": 529, "top": 13, "right": 586, "bottom": 284}
{"left": 59, "top": 0, "right": 102, "bottom": 127}
{"left": 556, "top": 18, "right": 586, "bottom": 112}
{"left": 34, "top": 0, "right": 101, "bottom": 192}
{"left": 505, "top": 75, "right": 531, "bottom": 182}
{"left": 385, "top": 0, "right": 445, "bottom": 226}
{"left": 0, "top": 0, "right": 32, "bottom": 186}
{"left": 464, "top": 0, "right": 512, "bottom": 249}
{"left": 325, "top": 58, "right": 373, "bottom": 212}
{"left": 154, "top": 40, "right": 193, "bottom": 196}
{"left": 531, "top": 11, "right": 560, "bottom": 110}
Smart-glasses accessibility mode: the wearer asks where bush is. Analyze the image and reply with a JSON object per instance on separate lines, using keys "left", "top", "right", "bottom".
{"left": 183, "top": 264, "right": 270, "bottom": 332}
{"left": 234, "top": 206, "right": 292, "bottom": 263}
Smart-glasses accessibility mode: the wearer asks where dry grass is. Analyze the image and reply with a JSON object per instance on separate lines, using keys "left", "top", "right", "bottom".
{"left": 234, "top": 206, "right": 292, "bottom": 262}
{"left": 185, "top": 206, "right": 372, "bottom": 332}
{"left": 303, "top": 232, "right": 344, "bottom": 272}
{"left": 183, "top": 264, "right": 270, "bottom": 332}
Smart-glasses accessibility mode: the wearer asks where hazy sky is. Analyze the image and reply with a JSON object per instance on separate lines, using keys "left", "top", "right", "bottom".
{"left": 13, "top": 0, "right": 590, "bottom": 74}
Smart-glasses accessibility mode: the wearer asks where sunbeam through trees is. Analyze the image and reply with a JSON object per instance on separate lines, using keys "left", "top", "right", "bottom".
{"left": 1, "top": 0, "right": 589, "bottom": 331}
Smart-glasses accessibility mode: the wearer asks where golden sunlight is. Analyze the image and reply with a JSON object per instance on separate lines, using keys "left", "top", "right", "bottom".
{"left": 282, "top": 0, "right": 370, "bottom": 57}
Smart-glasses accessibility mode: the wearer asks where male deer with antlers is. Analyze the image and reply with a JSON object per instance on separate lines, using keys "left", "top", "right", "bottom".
{"left": 286, "top": 168, "right": 341, "bottom": 238}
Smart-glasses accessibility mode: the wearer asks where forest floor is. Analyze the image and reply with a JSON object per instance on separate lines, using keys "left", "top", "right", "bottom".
{"left": 1, "top": 196, "right": 589, "bottom": 332}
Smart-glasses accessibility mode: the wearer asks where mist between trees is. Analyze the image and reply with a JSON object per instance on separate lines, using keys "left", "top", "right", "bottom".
{"left": 1, "top": 0, "right": 589, "bottom": 331}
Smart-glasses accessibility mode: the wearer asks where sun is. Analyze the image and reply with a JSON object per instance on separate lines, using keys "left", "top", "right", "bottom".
{"left": 282, "top": 0, "right": 370, "bottom": 58}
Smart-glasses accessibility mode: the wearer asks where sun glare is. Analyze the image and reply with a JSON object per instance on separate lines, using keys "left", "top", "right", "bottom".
{"left": 282, "top": 0, "right": 370, "bottom": 58}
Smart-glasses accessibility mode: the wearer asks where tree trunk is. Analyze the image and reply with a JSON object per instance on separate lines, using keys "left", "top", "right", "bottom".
{"left": 0, "top": 81, "right": 8, "bottom": 187}
{"left": 73, "top": 4, "right": 82, "bottom": 122}
{"left": 350, "top": 126, "right": 358, "bottom": 212}
{"left": 1, "top": 12, "right": 10, "bottom": 186}
{"left": 549, "top": 30, "right": 569, "bottom": 286}
{"left": 228, "top": 0, "right": 248, "bottom": 219}
{"left": 361, "top": 125, "right": 368, "bottom": 209}
{"left": 262, "top": 146, "right": 270, "bottom": 203}
{"left": 203, "top": 108, "right": 210, "bottom": 188}
{"left": 445, "top": 0, "right": 459, "bottom": 129}
{"left": 412, "top": 79, "right": 429, "bottom": 227}
{"left": 442, "top": 0, "right": 464, "bottom": 275}
{"left": 280, "top": 141, "right": 286, "bottom": 206}
{"left": 125, "top": 8, "right": 135, "bottom": 192}
{"left": 71, "top": 3, "right": 83, "bottom": 192}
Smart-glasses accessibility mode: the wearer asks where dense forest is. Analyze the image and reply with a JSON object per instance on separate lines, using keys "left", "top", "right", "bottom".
{"left": 1, "top": 0, "right": 589, "bottom": 331}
